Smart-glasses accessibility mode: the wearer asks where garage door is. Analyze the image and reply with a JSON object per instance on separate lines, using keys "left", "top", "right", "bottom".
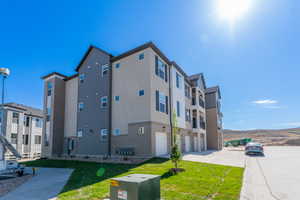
{"left": 155, "top": 132, "right": 167, "bottom": 156}
{"left": 185, "top": 136, "right": 191, "bottom": 152}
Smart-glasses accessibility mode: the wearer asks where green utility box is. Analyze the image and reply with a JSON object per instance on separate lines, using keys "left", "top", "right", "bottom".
{"left": 110, "top": 174, "right": 160, "bottom": 200}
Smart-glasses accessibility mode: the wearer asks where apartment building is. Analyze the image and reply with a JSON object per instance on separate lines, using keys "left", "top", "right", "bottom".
{"left": 205, "top": 86, "right": 223, "bottom": 150}
{"left": 0, "top": 103, "right": 43, "bottom": 158}
{"left": 41, "top": 42, "right": 221, "bottom": 158}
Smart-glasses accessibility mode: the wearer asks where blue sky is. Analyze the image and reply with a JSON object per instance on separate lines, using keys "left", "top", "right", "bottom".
{"left": 0, "top": 0, "right": 299, "bottom": 130}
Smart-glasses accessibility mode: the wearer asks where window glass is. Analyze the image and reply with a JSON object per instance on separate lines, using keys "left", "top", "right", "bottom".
{"left": 139, "top": 53, "right": 144, "bottom": 60}
{"left": 79, "top": 74, "right": 85, "bottom": 83}
{"left": 115, "top": 63, "right": 120, "bottom": 69}
{"left": 11, "top": 133, "right": 18, "bottom": 144}
{"left": 78, "top": 102, "right": 84, "bottom": 111}
{"left": 102, "top": 64, "right": 109, "bottom": 76}
{"left": 34, "top": 135, "right": 41, "bottom": 144}
{"left": 77, "top": 129, "right": 83, "bottom": 137}
{"left": 176, "top": 72, "right": 182, "bottom": 89}
{"left": 113, "top": 128, "right": 121, "bottom": 136}
{"left": 139, "top": 90, "right": 144, "bottom": 96}
{"left": 176, "top": 101, "right": 181, "bottom": 117}
{"left": 35, "top": 118, "right": 43, "bottom": 128}
{"left": 12, "top": 112, "right": 19, "bottom": 124}
{"left": 100, "top": 129, "right": 108, "bottom": 140}
{"left": 47, "top": 82, "right": 52, "bottom": 96}
{"left": 101, "top": 96, "right": 108, "bottom": 108}
{"left": 115, "top": 96, "right": 120, "bottom": 101}
{"left": 159, "top": 93, "right": 166, "bottom": 113}
{"left": 158, "top": 59, "right": 165, "bottom": 79}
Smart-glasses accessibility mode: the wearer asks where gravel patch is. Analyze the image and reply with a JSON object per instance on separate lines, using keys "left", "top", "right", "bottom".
{"left": 0, "top": 174, "right": 32, "bottom": 197}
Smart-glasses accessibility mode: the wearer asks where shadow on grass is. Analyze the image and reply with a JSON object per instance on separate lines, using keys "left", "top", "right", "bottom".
{"left": 22, "top": 157, "right": 170, "bottom": 196}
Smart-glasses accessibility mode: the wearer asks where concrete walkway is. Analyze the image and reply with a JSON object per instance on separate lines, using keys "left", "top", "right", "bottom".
{"left": 0, "top": 168, "right": 73, "bottom": 200}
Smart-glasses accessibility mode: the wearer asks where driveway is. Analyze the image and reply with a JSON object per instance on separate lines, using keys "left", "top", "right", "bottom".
{"left": 182, "top": 148, "right": 245, "bottom": 167}
{"left": 183, "top": 146, "right": 300, "bottom": 200}
{"left": 0, "top": 168, "right": 73, "bottom": 200}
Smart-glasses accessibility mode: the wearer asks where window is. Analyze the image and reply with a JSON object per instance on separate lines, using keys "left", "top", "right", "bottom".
{"left": 101, "top": 96, "right": 108, "bottom": 108}
{"left": 24, "top": 116, "right": 30, "bottom": 127}
{"left": 138, "top": 127, "right": 144, "bottom": 135}
{"left": 115, "top": 63, "right": 120, "bottom": 69}
{"left": 77, "top": 129, "right": 83, "bottom": 137}
{"left": 155, "top": 91, "right": 168, "bottom": 114}
{"left": 11, "top": 133, "right": 18, "bottom": 144}
{"left": 46, "top": 108, "right": 51, "bottom": 121}
{"left": 78, "top": 102, "right": 84, "bottom": 111}
{"left": 100, "top": 129, "right": 108, "bottom": 140}
{"left": 115, "top": 96, "right": 120, "bottom": 101}
{"left": 155, "top": 56, "right": 167, "bottom": 82}
{"left": 34, "top": 135, "right": 42, "bottom": 144}
{"left": 113, "top": 128, "right": 121, "bottom": 136}
{"left": 23, "top": 135, "right": 29, "bottom": 145}
{"left": 176, "top": 101, "right": 181, "bottom": 117}
{"left": 102, "top": 64, "right": 109, "bottom": 76}
{"left": 79, "top": 74, "right": 85, "bottom": 83}
{"left": 12, "top": 112, "right": 19, "bottom": 124}
{"left": 185, "top": 84, "right": 190, "bottom": 98}
{"left": 176, "top": 72, "right": 182, "bottom": 89}
{"left": 47, "top": 82, "right": 52, "bottom": 96}
{"left": 185, "top": 109, "right": 191, "bottom": 122}
{"left": 139, "top": 90, "right": 144, "bottom": 96}
{"left": 35, "top": 118, "right": 42, "bottom": 128}
{"left": 139, "top": 53, "right": 144, "bottom": 60}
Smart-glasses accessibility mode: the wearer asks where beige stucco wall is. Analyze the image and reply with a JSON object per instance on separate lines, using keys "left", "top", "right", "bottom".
{"left": 64, "top": 77, "right": 78, "bottom": 137}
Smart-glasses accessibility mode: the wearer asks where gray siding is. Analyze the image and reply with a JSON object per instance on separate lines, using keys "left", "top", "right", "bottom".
{"left": 76, "top": 48, "right": 111, "bottom": 155}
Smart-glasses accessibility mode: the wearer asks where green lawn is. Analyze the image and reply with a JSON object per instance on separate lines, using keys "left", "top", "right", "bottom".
{"left": 23, "top": 158, "right": 244, "bottom": 200}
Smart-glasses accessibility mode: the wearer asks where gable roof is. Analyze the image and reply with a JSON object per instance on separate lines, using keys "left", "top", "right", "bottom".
{"left": 189, "top": 73, "right": 207, "bottom": 89}
{"left": 75, "top": 45, "right": 113, "bottom": 72}
{"left": 2, "top": 103, "right": 43, "bottom": 117}
{"left": 41, "top": 72, "right": 68, "bottom": 80}
{"left": 110, "top": 42, "right": 171, "bottom": 65}
{"left": 205, "top": 86, "right": 221, "bottom": 99}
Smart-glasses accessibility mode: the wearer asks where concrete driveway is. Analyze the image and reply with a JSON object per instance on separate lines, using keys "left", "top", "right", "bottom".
{"left": 182, "top": 148, "right": 246, "bottom": 167}
{"left": 183, "top": 146, "right": 300, "bottom": 200}
{"left": 0, "top": 168, "right": 73, "bottom": 200}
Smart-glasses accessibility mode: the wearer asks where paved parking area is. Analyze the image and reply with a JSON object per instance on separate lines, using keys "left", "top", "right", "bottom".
{"left": 0, "top": 168, "right": 73, "bottom": 200}
{"left": 241, "top": 146, "right": 300, "bottom": 200}
{"left": 184, "top": 146, "right": 300, "bottom": 200}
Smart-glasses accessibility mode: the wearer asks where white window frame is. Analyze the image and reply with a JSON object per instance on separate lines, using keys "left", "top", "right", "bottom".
{"left": 78, "top": 102, "right": 84, "bottom": 111}
{"left": 100, "top": 96, "right": 108, "bottom": 108}
{"left": 176, "top": 72, "right": 182, "bottom": 89}
{"left": 100, "top": 129, "right": 108, "bottom": 140}
{"left": 101, "top": 64, "right": 109, "bottom": 76}
{"left": 159, "top": 92, "right": 166, "bottom": 113}
{"left": 139, "top": 53, "right": 144, "bottom": 60}
{"left": 158, "top": 59, "right": 165, "bottom": 80}
{"left": 77, "top": 129, "right": 83, "bottom": 137}
{"left": 79, "top": 73, "right": 85, "bottom": 83}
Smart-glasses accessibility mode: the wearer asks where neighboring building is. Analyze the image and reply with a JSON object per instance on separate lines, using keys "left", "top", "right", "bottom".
{"left": 41, "top": 42, "right": 221, "bottom": 159}
{"left": 0, "top": 103, "right": 43, "bottom": 158}
{"left": 205, "top": 86, "right": 223, "bottom": 150}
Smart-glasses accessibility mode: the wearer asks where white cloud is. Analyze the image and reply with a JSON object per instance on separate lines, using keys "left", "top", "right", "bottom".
{"left": 252, "top": 99, "right": 278, "bottom": 105}
{"left": 279, "top": 122, "right": 300, "bottom": 127}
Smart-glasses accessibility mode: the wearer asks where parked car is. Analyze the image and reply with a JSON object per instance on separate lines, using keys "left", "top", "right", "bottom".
{"left": 245, "top": 142, "right": 264, "bottom": 155}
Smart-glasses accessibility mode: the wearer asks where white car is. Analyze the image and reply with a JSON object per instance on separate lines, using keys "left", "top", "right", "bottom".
{"left": 245, "top": 142, "right": 264, "bottom": 155}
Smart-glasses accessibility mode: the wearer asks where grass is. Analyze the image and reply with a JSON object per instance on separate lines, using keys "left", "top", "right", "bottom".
{"left": 23, "top": 158, "right": 244, "bottom": 200}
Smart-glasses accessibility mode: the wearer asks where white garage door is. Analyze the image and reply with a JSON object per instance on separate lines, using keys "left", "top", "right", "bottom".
{"left": 185, "top": 136, "right": 191, "bottom": 152}
{"left": 155, "top": 132, "right": 167, "bottom": 156}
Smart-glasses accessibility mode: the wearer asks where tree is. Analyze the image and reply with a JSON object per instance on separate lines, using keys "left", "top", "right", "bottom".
{"left": 170, "top": 111, "right": 182, "bottom": 173}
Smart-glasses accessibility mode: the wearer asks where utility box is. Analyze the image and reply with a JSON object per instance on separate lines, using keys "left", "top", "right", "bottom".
{"left": 110, "top": 174, "right": 160, "bottom": 200}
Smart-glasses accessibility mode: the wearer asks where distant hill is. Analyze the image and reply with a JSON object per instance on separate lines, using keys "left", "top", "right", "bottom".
{"left": 223, "top": 128, "right": 300, "bottom": 146}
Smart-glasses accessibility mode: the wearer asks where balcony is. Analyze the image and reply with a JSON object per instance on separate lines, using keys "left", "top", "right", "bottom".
{"left": 199, "top": 98, "right": 205, "bottom": 108}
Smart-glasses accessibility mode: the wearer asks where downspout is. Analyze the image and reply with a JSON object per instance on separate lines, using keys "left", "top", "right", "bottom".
{"left": 108, "top": 60, "right": 113, "bottom": 157}
{"left": 168, "top": 64, "right": 173, "bottom": 146}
